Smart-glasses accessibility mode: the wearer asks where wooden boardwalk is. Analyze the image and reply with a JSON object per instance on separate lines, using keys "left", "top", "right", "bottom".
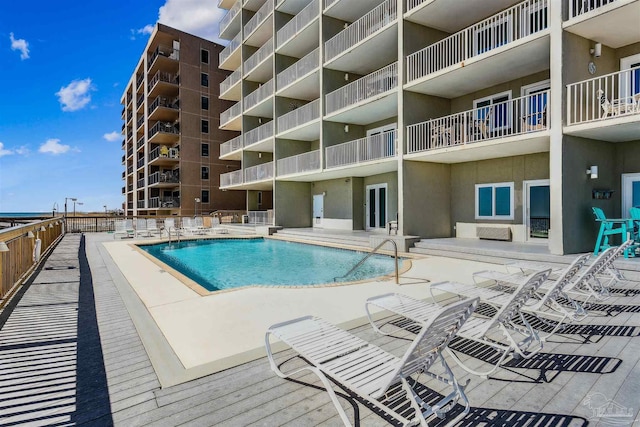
{"left": 1, "top": 234, "right": 639, "bottom": 426}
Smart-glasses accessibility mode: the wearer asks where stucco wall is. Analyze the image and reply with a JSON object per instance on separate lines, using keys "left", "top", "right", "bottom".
{"left": 274, "top": 181, "right": 311, "bottom": 227}
{"left": 402, "top": 161, "right": 451, "bottom": 238}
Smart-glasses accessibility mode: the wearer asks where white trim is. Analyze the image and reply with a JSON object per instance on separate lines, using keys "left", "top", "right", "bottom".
{"left": 366, "top": 123, "right": 397, "bottom": 137}
{"left": 621, "top": 173, "right": 640, "bottom": 216}
{"left": 475, "top": 182, "right": 514, "bottom": 220}
{"left": 313, "top": 193, "right": 324, "bottom": 228}
{"left": 621, "top": 53, "right": 640, "bottom": 70}
{"left": 473, "top": 90, "right": 512, "bottom": 132}
{"left": 523, "top": 179, "right": 550, "bottom": 242}
{"left": 366, "top": 183, "right": 388, "bottom": 230}
{"left": 521, "top": 79, "right": 550, "bottom": 96}
{"left": 620, "top": 54, "right": 640, "bottom": 100}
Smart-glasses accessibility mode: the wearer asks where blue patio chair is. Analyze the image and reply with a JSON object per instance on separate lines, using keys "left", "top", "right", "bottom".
{"left": 592, "top": 207, "right": 634, "bottom": 258}
{"left": 629, "top": 207, "right": 640, "bottom": 241}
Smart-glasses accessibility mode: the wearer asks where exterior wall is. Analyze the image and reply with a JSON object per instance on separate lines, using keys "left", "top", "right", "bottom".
{"left": 402, "top": 161, "right": 451, "bottom": 238}
{"left": 274, "top": 181, "right": 312, "bottom": 227}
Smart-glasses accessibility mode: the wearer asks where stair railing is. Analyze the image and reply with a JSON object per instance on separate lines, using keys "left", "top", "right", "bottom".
{"left": 335, "top": 238, "right": 399, "bottom": 284}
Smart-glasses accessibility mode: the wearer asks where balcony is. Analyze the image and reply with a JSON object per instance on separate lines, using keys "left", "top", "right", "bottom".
{"left": 276, "top": 0, "right": 320, "bottom": 57}
{"left": 220, "top": 169, "right": 244, "bottom": 188}
{"left": 149, "top": 197, "right": 180, "bottom": 209}
{"left": 244, "top": 0, "right": 274, "bottom": 47}
{"left": 147, "top": 44, "right": 180, "bottom": 75}
{"left": 325, "top": 62, "right": 398, "bottom": 124}
{"left": 121, "top": 154, "right": 125, "bottom": 165}
{"left": 137, "top": 158, "right": 145, "bottom": 169}
{"left": 322, "top": 130, "right": 398, "bottom": 179}
{"left": 137, "top": 178, "right": 145, "bottom": 188}
{"left": 126, "top": 110, "right": 133, "bottom": 124}
{"left": 136, "top": 116, "right": 145, "bottom": 131}
{"left": 405, "top": 0, "right": 550, "bottom": 98}
{"left": 220, "top": 135, "right": 244, "bottom": 160}
{"left": 148, "top": 96, "right": 179, "bottom": 121}
{"left": 565, "top": 67, "right": 640, "bottom": 142}
{"left": 277, "top": 98, "right": 321, "bottom": 140}
{"left": 218, "top": 0, "right": 237, "bottom": 9}
{"left": 147, "top": 71, "right": 179, "bottom": 98}
{"left": 220, "top": 32, "right": 242, "bottom": 71}
{"left": 324, "top": 0, "right": 384, "bottom": 21}
{"left": 277, "top": 150, "right": 321, "bottom": 178}
{"left": 220, "top": 163, "right": 274, "bottom": 190}
{"left": 565, "top": 0, "right": 640, "bottom": 49}
{"left": 405, "top": 0, "right": 518, "bottom": 33}
{"left": 244, "top": 38, "right": 274, "bottom": 82}
{"left": 137, "top": 200, "right": 145, "bottom": 209}
{"left": 136, "top": 73, "right": 145, "bottom": 92}
{"left": 324, "top": 0, "right": 397, "bottom": 74}
{"left": 220, "top": 68, "right": 242, "bottom": 101}
{"left": 220, "top": 102, "right": 242, "bottom": 130}
{"left": 149, "top": 146, "right": 180, "bottom": 166}
{"left": 127, "top": 146, "right": 134, "bottom": 158}
{"left": 276, "top": 47, "right": 320, "bottom": 100}
{"left": 406, "top": 91, "right": 550, "bottom": 163}
{"left": 136, "top": 95, "right": 144, "bottom": 112}
{"left": 148, "top": 121, "right": 180, "bottom": 144}
{"left": 148, "top": 170, "right": 180, "bottom": 187}
{"left": 244, "top": 78, "right": 274, "bottom": 117}
{"left": 137, "top": 136, "right": 145, "bottom": 150}
{"left": 244, "top": 121, "right": 274, "bottom": 152}
{"left": 219, "top": 0, "right": 242, "bottom": 40}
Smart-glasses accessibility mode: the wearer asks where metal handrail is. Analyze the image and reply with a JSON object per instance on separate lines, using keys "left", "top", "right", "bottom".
{"left": 334, "top": 238, "right": 399, "bottom": 284}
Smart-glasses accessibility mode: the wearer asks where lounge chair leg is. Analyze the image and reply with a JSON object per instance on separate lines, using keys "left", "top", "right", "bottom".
{"left": 444, "top": 346, "right": 509, "bottom": 379}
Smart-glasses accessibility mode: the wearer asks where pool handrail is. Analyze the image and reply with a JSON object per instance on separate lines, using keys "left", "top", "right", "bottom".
{"left": 334, "top": 238, "right": 399, "bottom": 284}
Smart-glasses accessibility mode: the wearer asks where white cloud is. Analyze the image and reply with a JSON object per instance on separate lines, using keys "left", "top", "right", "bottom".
{"left": 56, "top": 78, "right": 95, "bottom": 112}
{"left": 103, "top": 131, "right": 120, "bottom": 142}
{"left": 138, "top": 25, "right": 154, "bottom": 36}
{"left": 158, "top": 0, "right": 228, "bottom": 44}
{"left": 15, "top": 146, "right": 30, "bottom": 155}
{"left": 39, "top": 139, "right": 70, "bottom": 155}
{"left": 9, "top": 32, "right": 29, "bottom": 60}
{"left": 0, "top": 142, "right": 14, "bottom": 157}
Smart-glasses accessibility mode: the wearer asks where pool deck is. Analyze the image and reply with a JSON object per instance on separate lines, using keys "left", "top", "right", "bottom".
{"left": 1, "top": 233, "right": 640, "bottom": 425}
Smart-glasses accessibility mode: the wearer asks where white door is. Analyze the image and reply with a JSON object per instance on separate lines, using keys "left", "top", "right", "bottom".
{"left": 366, "top": 184, "right": 387, "bottom": 230}
{"left": 622, "top": 173, "right": 640, "bottom": 217}
{"left": 523, "top": 179, "right": 550, "bottom": 241}
{"left": 312, "top": 194, "right": 324, "bottom": 228}
{"left": 620, "top": 54, "right": 640, "bottom": 102}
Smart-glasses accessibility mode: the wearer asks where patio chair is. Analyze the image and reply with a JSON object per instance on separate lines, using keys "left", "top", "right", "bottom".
{"left": 265, "top": 297, "right": 479, "bottom": 427}
{"left": 629, "top": 207, "right": 640, "bottom": 241}
{"left": 597, "top": 89, "right": 636, "bottom": 118}
{"left": 592, "top": 207, "right": 633, "bottom": 257}
{"left": 113, "top": 219, "right": 134, "bottom": 239}
{"left": 146, "top": 218, "right": 160, "bottom": 236}
{"left": 469, "top": 106, "right": 493, "bottom": 141}
{"left": 521, "top": 105, "right": 547, "bottom": 132}
{"left": 135, "top": 218, "right": 151, "bottom": 238}
{"left": 193, "top": 217, "right": 207, "bottom": 235}
{"left": 163, "top": 218, "right": 179, "bottom": 237}
{"left": 207, "top": 216, "right": 229, "bottom": 235}
{"left": 180, "top": 217, "right": 197, "bottom": 235}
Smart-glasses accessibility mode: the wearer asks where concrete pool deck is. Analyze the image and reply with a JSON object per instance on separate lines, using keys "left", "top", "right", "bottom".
{"left": 98, "top": 232, "right": 509, "bottom": 388}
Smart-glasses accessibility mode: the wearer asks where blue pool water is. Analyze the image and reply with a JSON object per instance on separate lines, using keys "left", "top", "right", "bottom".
{"left": 140, "top": 238, "right": 400, "bottom": 291}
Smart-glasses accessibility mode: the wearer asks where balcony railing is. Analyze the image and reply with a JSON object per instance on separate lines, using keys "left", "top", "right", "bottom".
{"left": 277, "top": 0, "right": 319, "bottom": 49}
{"left": 137, "top": 158, "right": 145, "bottom": 169}
{"left": 245, "top": 162, "right": 274, "bottom": 182}
{"left": 137, "top": 137, "right": 145, "bottom": 149}
{"left": 406, "top": 91, "right": 550, "bottom": 154}
{"left": 325, "top": 0, "right": 397, "bottom": 62}
{"left": 277, "top": 150, "right": 321, "bottom": 176}
{"left": 149, "top": 171, "right": 180, "bottom": 185}
{"left": 277, "top": 48, "right": 319, "bottom": 90}
{"left": 324, "top": 0, "right": 339, "bottom": 9}
{"left": 148, "top": 44, "right": 180, "bottom": 67}
{"left": 221, "top": 102, "right": 242, "bottom": 125}
{"left": 220, "top": 32, "right": 242, "bottom": 64}
{"left": 567, "top": 67, "right": 640, "bottom": 126}
{"left": 568, "top": 0, "right": 617, "bottom": 19}
{"left": 137, "top": 200, "right": 145, "bottom": 209}
{"left": 149, "top": 96, "right": 179, "bottom": 114}
{"left": 148, "top": 70, "right": 179, "bottom": 92}
{"left": 244, "top": 79, "right": 274, "bottom": 111}
{"left": 244, "top": 0, "right": 273, "bottom": 37}
{"left": 148, "top": 121, "right": 180, "bottom": 139}
{"left": 244, "top": 37, "right": 273, "bottom": 75}
{"left": 220, "top": 135, "right": 244, "bottom": 156}
{"left": 406, "top": 0, "right": 548, "bottom": 82}
{"left": 220, "top": 169, "right": 244, "bottom": 187}
{"left": 136, "top": 116, "right": 144, "bottom": 130}
{"left": 149, "top": 146, "right": 179, "bottom": 162}
{"left": 221, "top": 68, "right": 242, "bottom": 94}
{"left": 278, "top": 99, "right": 320, "bottom": 133}
{"left": 325, "top": 62, "right": 398, "bottom": 115}
{"left": 149, "top": 197, "right": 180, "bottom": 208}
{"left": 244, "top": 121, "right": 274, "bottom": 147}
{"left": 325, "top": 130, "right": 397, "bottom": 168}
{"left": 136, "top": 73, "right": 144, "bottom": 89}
{"left": 220, "top": 0, "right": 242, "bottom": 36}
{"left": 248, "top": 210, "right": 274, "bottom": 225}
{"left": 137, "top": 178, "right": 145, "bottom": 188}
{"left": 136, "top": 95, "right": 144, "bottom": 109}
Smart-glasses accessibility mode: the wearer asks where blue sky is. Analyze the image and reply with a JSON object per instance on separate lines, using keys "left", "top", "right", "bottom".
{"left": 0, "top": 1, "right": 227, "bottom": 213}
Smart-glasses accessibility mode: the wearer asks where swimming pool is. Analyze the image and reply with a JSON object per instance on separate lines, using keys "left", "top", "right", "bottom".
{"left": 140, "top": 238, "right": 401, "bottom": 291}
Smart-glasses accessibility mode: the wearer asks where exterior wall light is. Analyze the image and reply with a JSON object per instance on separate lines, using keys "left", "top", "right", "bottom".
{"left": 587, "top": 165, "right": 598, "bottom": 179}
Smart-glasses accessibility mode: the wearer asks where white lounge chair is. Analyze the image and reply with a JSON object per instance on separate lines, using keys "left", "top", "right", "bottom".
{"left": 207, "top": 217, "right": 229, "bottom": 235}
{"left": 163, "top": 218, "right": 179, "bottom": 238}
{"left": 146, "top": 218, "right": 160, "bottom": 236}
{"left": 135, "top": 218, "right": 151, "bottom": 238}
{"left": 265, "top": 297, "right": 479, "bottom": 427}
{"left": 113, "top": 219, "right": 134, "bottom": 239}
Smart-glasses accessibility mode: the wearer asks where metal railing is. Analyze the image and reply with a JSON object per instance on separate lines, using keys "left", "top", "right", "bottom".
{"left": 277, "top": 0, "right": 319, "bottom": 49}
{"left": 244, "top": 121, "right": 274, "bottom": 147}
{"left": 220, "top": 169, "right": 244, "bottom": 187}
{"left": 407, "top": 91, "right": 550, "bottom": 153}
{"left": 148, "top": 121, "right": 180, "bottom": 139}
{"left": 221, "top": 102, "right": 242, "bottom": 125}
{"left": 149, "top": 146, "right": 179, "bottom": 162}
{"left": 149, "top": 197, "right": 180, "bottom": 208}
{"left": 248, "top": 210, "right": 274, "bottom": 225}
{"left": 137, "top": 158, "right": 145, "bottom": 169}
{"left": 566, "top": 67, "right": 640, "bottom": 126}
{"left": 220, "top": 68, "right": 242, "bottom": 94}
{"left": 220, "top": 32, "right": 242, "bottom": 64}
{"left": 147, "top": 70, "right": 179, "bottom": 92}
{"left": 137, "top": 177, "right": 145, "bottom": 188}
{"left": 277, "top": 99, "right": 320, "bottom": 133}
{"left": 245, "top": 162, "right": 274, "bottom": 182}
{"left": 569, "top": 0, "right": 617, "bottom": 19}
{"left": 220, "top": 0, "right": 242, "bottom": 36}
{"left": 326, "top": 129, "right": 397, "bottom": 168}
{"left": 244, "top": 37, "right": 274, "bottom": 75}
{"left": 220, "top": 135, "right": 244, "bottom": 156}
{"left": 277, "top": 48, "right": 319, "bottom": 90}
{"left": 137, "top": 200, "right": 145, "bottom": 208}
{"left": 149, "top": 96, "right": 179, "bottom": 115}
{"left": 136, "top": 116, "right": 144, "bottom": 130}
{"left": 148, "top": 45, "right": 180, "bottom": 67}
{"left": 277, "top": 150, "right": 321, "bottom": 176}
{"left": 137, "top": 136, "right": 145, "bottom": 149}
{"left": 148, "top": 171, "right": 180, "bottom": 185}
{"left": 324, "top": 0, "right": 339, "bottom": 9}
{"left": 325, "top": 0, "right": 397, "bottom": 62}
{"left": 136, "top": 95, "right": 144, "bottom": 109}
{"left": 244, "top": 78, "right": 274, "bottom": 110}
{"left": 406, "top": 0, "right": 548, "bottom": 82}
{"left": 334, "top": 238, "right": 399, "bottom": 284}
{"left": 244, "top": 0, "right": 273, "bottom": 37}
{"left": 325, "top": 62, "right": 398, "bottom": 115}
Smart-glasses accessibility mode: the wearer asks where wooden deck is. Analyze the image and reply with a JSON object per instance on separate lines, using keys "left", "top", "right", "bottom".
{"left": 1, "top": 234, "right": 639, "bottom": 426}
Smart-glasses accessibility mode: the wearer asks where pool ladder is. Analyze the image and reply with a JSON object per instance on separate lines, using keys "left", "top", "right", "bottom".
{"left": 334, "top": 239, "right": 399, "bottom": 284}
{"left": 166, "top": 227, "right": 181, "bottom": 246}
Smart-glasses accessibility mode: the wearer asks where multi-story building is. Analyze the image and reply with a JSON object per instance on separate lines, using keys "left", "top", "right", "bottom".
{"left": 217, "top": 0, "right": 640, "bottom": 254}
{"left": 121, "top": 23, "right": 246, "bottom": 217}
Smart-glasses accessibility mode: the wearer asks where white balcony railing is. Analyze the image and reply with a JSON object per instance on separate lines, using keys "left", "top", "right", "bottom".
{"left": 277, "top": 0, "right": 319, "bottom": 49}
{"left": 568, "top": 0, "right": 617, "bottom": 19}
{"left": 277, "top": 99, "right": 321, "bottom": 133}
{"left": 277, "top": 48, "right": 320, "bottom": 90}
{"left": 220, "top": 169, "right": 244, "bottom": 187}
{"left": 325, "top": 130, "right": 397, "bottom": 168}
{"left": 406, "top": 0, "right": 548, "bottom": 82}
{"left": 220, "top": 32, "right": 242, "bottom": 64}
{"left": 325, "top": 0, "right": 397, "bottom": 62}
{"left": 248, "top": 210, "right": 274, "bottom": 225}
{"left": 244, "top": 0, "right": 274, "bottom": 37}
{"left": 244, "top": 79, "right": 274, "bottom": 110}
{"left": 245, "top": 162, "right": 274, "bottom": 182}
{"left": 244, "top": 121, "right": 274, "bottom": 147}
{"left": 277, "top": 150, "right": 321, "bottom": 176}
{"left": 220, "top": 135, "right": 244, "bottom": 156}
{"left": 219, "top": 0, "right": 242, "bottom": 36}
{"left": 325, "top": 62, "right": 398, "bottom": 115}
{"left": 324, "top": 0, "right": 339, "bottom": 9}
{"left": 220, "top": 68, "right": 242, "bottom": 94}
{"left": 221, "top": 102, "right": 242, "bottom": 125}
{"left": 244, "top": 38, "right": 274, "bottom": 75}
{"left": 567, "top": 67, "right": 640, "bottom": 126}
{"left": 406, "top": 91, "right": 550, "bottom": 154}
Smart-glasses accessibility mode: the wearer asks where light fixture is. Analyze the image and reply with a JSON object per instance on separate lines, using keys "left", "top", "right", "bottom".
{"left": 344, "top": 125, "right": 349, "bottom": 133}
{"left": 587, "top": 165, "right": 598, "bottom": 179}
{"left": 590, "top": 42, "right": 602, "bottom": 58}
{"left": 344, "top": 73, "right": 349, "bottom": 81}
{"left": 49, "top": 223, "right": 54, "bottom": 228}
{"left": 27, "top": 231, "right": 35, "bottom": 238}
{"left": 0, "top": 242, "right": 9, "bottom": 252}
{"left": 40, "top": 226, "right": 46, "bottom": 232}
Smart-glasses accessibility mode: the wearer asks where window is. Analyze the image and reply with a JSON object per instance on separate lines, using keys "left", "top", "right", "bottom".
{"left": 475, "top": 182, "right": 514, "bottom": 220}
{"left": 201, "top": 49, "right": 209, "bottom": 64}
{"left": 473, "top": 91, "right": 512, "bottom": 134}
{"left": 201, "top": 73, "right": 209, "bottom": 87}
{"left": 201, "top": 119, "right": 209, "bottom": 133}
{"left": 201, "top": 167, "right": 209, "bottom": 180}
{"left": 201, "top": 96, "right": 209, "bottom": 110}
{"left": 201, "top": 190, "right": 210, "bottom": 203}
{"left": 201, "top": 143, "right": 209, "bottom": 157}
{"left": 257, "top": 191, "right": 262, "bottom": 206}
{"left": 521, "top": 81, "right": 549, "bottom": 129}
